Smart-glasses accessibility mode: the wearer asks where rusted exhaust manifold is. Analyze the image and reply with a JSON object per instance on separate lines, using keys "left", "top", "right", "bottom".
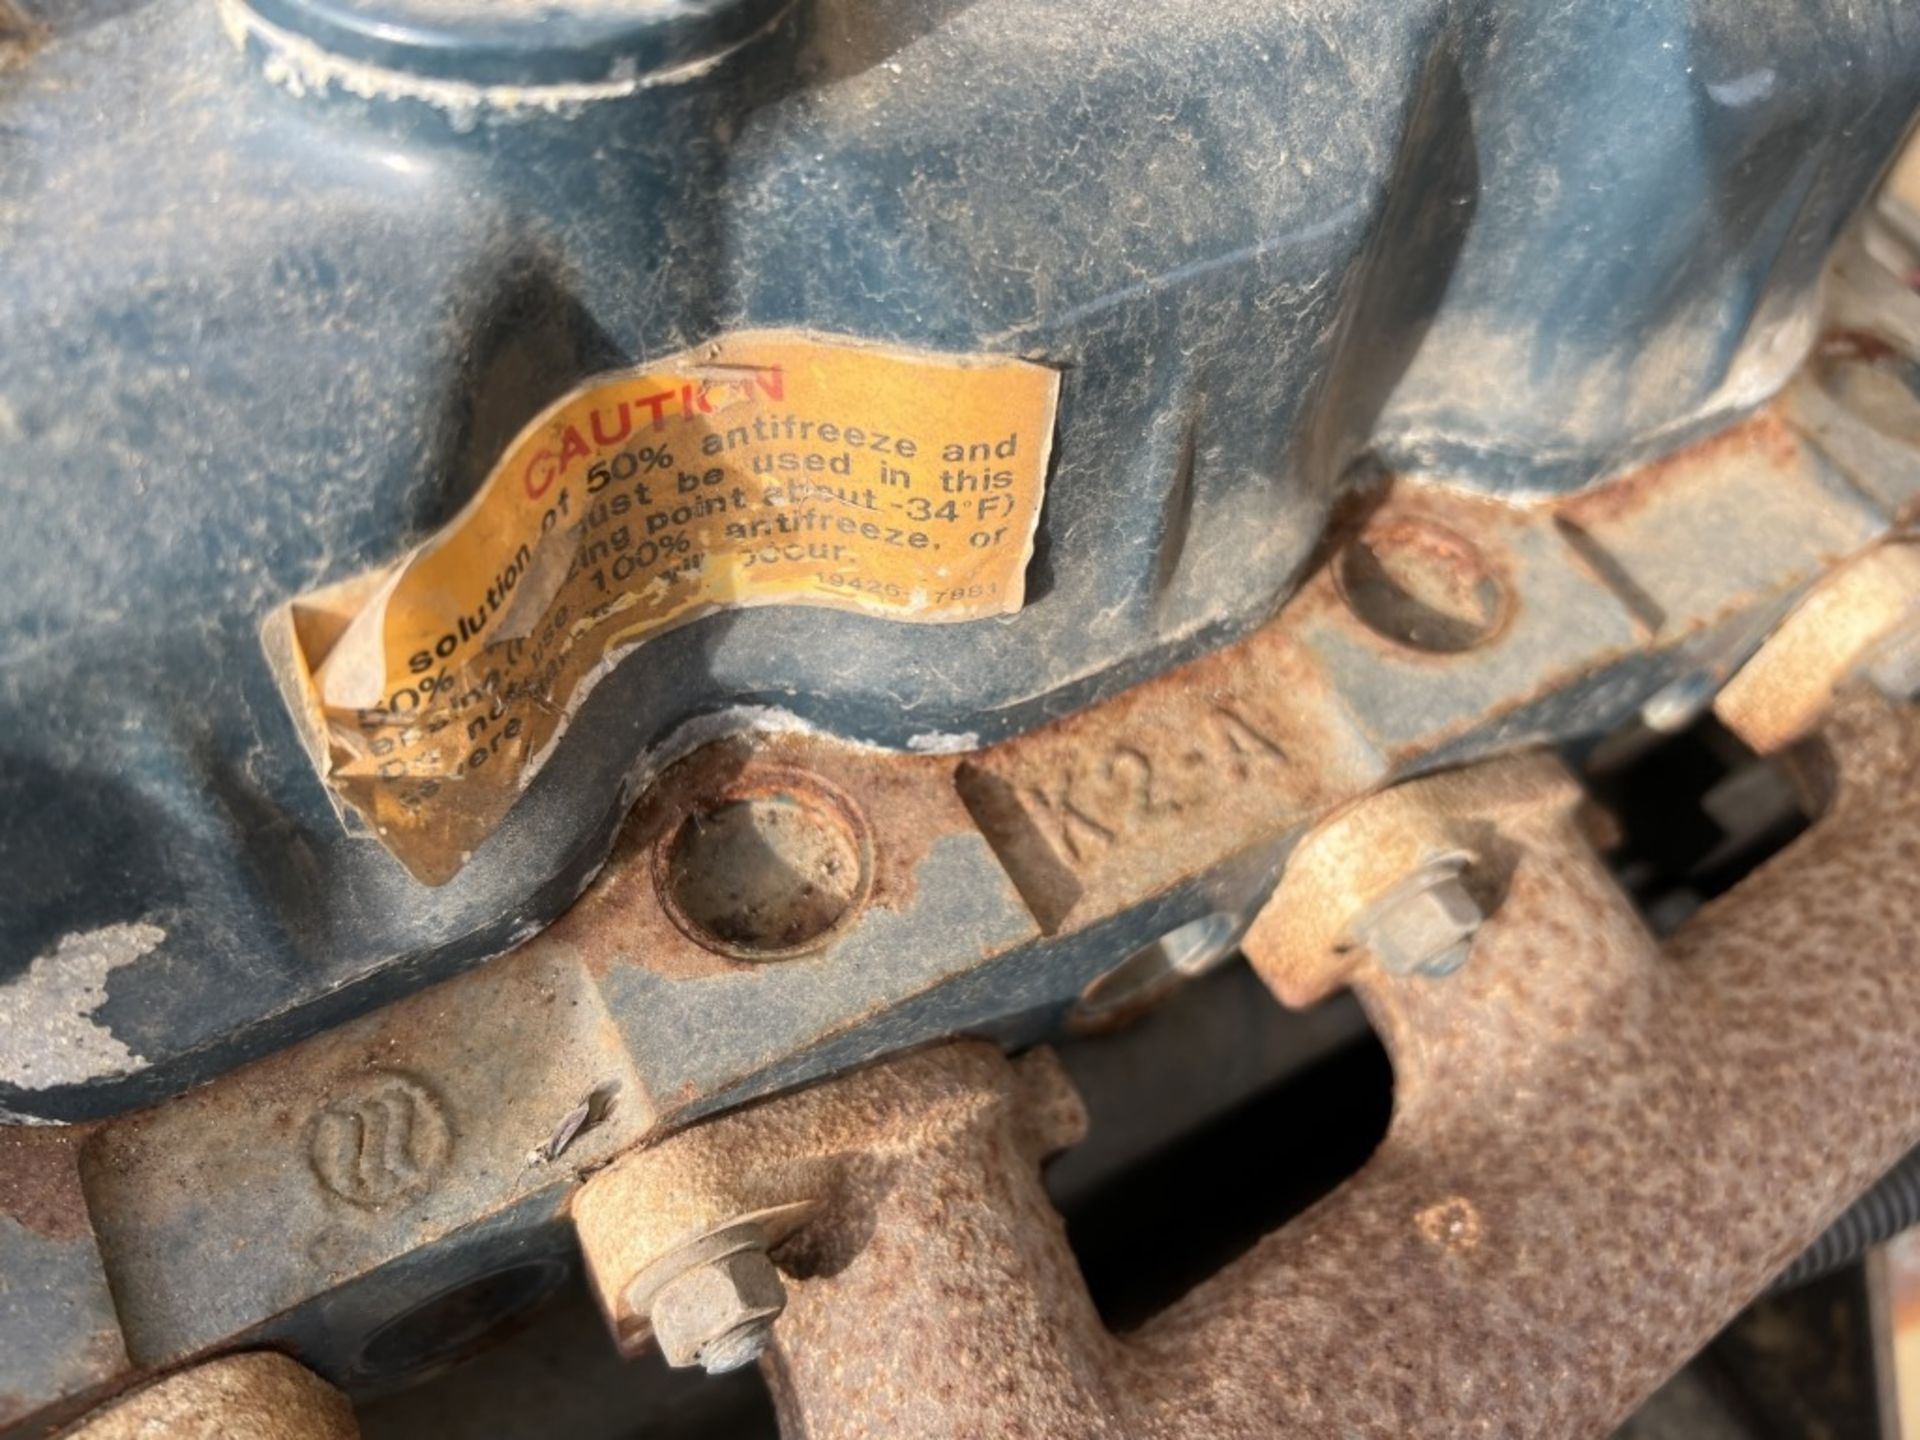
{"left": 575, "top": 690, "right": 1920, "bottom": 1439}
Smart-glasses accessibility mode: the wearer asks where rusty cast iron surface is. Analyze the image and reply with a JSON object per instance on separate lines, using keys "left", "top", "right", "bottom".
{"left": 1, "top": 389, "right": 1911, "bottom": 1429}
{"left": 61, "top": 1354, "right": 357, "bottom": 1440}
{"left": 576, "top": 691, "right": 1920, "bottom": 1438}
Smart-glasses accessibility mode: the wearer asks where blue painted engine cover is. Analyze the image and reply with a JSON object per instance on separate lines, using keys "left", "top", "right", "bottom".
{"left": 1, "top": 0, "right": 1914, "bottom": 1118}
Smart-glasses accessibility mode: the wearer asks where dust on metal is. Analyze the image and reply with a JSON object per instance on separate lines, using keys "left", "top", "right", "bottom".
{"left": 670, "top": 696, "right": 1920, "bottom": 1439}
{"left": 655, "top": 767, "right": 873, "bottom": 960}
{"left": 1344, "top": 856, "right": 1485, "bottom": 978}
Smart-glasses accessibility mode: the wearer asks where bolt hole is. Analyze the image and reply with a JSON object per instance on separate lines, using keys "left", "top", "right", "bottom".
{"left": 656, "top": 770, "right": 872, "bottom": 960}
{"left": 1336, "top": 517, "right": 1509, "bottom": 653}
{"left": 351, "top": 1259, "right": 569, "bottom": 1390}
{"left": 1071, "top": 912, "right": 1244, "bottom": 1031}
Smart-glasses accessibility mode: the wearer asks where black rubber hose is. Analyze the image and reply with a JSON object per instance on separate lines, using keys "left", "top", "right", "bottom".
{"left": 1773, "top": 1144, "right": 1920, "bottom": 1290}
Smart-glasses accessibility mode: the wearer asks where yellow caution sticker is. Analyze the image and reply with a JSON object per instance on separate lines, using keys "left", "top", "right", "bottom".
{"left": 273, "top": 331, "right": 1060, "bottom": 884}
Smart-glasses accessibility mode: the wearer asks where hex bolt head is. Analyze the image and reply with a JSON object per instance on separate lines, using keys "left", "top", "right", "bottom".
{"left": 647, "top": 1245, "right": 787, "bottom": 1374}
{"left": 1356, "top": 870, "right": 1485, "bottom": 978}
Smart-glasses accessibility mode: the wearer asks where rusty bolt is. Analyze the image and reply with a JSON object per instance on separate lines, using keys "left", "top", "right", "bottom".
{"left": 1349, "top": 860, "right": 1484, "bottom": 978}
{"left": 636, "top": 1229, "right": 787, "bottom": 1374}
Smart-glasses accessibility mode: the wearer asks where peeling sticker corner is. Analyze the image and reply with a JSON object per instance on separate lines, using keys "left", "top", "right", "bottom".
{"left": 0, "top": 923, "right": 162, "bottom": 1089}
{"left": 273, "top": 331, "right": 1058, "bottom": 884}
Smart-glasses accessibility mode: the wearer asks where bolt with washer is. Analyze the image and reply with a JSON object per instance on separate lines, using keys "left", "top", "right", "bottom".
{"left": 1348, "top": 856, "right": 1486, "bottom": 978}
{"left": 629, "top": 1222, "right": 787, "bottom": 1374}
